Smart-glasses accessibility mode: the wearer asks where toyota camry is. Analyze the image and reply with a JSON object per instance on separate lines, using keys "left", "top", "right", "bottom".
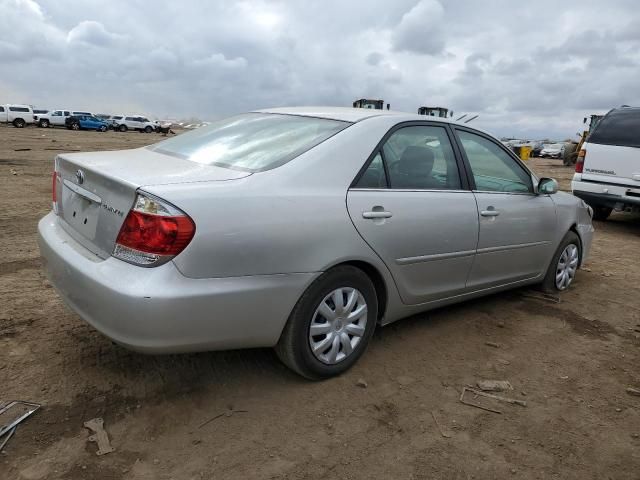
{"left": 38, "top": 107, "right": 594, "bottom": 379}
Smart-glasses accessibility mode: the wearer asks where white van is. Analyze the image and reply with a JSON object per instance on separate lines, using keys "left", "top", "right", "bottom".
{"left": 0, "top": 104, "right": 35, "bottom": 128}
{"left": 572, "top": 106, "right": 640, "bottom": 220}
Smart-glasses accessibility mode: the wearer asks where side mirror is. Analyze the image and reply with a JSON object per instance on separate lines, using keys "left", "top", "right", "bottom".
{"left": 538, "top": 177, "right": 558, "bottom": 195}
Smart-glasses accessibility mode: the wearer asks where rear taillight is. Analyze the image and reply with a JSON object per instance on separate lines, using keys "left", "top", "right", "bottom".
{"left": 113, "top": 193, "right": 195, "bottom": 267}
{"left": 575, "top": 149, "right": 586, "bottom": 173}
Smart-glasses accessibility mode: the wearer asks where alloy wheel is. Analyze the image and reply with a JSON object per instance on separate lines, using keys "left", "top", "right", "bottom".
{"left": 555, "top": 243, "right": 579, "bottom": 290}
{"left": 309, "top": 287, "right": 368, "bottom": 365}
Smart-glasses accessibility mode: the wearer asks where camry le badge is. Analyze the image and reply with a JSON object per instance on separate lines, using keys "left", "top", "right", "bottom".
{"left": 75, "top": 169, "right": 84, "bottom": 184}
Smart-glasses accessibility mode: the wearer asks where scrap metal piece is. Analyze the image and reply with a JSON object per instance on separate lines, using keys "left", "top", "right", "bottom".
{"left": 460, "top": 387, "right": 502, "bottom": 414}
{"left": 460, "top": 386, "right": 527, "bottom": 415}
{"left": 0, "top": 426, "right": 16, "bottom": 453}
{"left": 84, "top": 418, "right": 115, "bottom": 456}
{"left": 0, "top": 401, "right": 41, "bottom": 437}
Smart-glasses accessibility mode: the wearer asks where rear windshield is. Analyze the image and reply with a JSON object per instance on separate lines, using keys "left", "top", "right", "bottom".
{"left": 150, "top": 113, "right": 351, "bottom": 172}
{"left": 588, "top": 108, "right": 640, "bottom": 148}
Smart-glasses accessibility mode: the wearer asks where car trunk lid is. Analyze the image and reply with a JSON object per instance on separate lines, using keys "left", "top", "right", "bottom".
{"left": 54, "top": 147, "right": 250, "bottom": 258}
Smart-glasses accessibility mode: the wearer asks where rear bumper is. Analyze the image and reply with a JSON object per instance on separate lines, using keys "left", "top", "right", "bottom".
{"left": 38, "top": 212, "right": 318, "bottom": 353}
{"left": 572, "top": 180, "right": 640, "bottom": 209}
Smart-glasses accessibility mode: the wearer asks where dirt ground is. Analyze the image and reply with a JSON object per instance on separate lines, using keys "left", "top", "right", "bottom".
{"left": 1, "top": 125, "right": 639, "bottom": 480}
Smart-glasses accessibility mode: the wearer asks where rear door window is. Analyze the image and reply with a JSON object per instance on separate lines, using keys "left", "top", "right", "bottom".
{"left": 588, "top": 108, "right": 640, "bottom": 148}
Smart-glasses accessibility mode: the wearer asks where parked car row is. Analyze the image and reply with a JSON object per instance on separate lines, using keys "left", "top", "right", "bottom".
{"left": 1, "top": 103, "right": 160, "bottom": 133}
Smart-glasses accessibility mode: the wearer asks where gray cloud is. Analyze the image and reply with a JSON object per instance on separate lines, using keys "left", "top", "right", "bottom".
{"left": 391, "top": 0, "right": 446, "bottom": 55}
{"left": 0, "top": 0, "right": 639, "bottom": 139}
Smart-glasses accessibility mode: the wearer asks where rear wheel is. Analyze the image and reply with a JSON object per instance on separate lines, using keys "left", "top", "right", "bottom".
{"left": 591, "top": 205, "right": 612, "bottom": 221}
{"left": 13, "top": 118, "right": 25, "bottom": 128}
{"left": 541, "top": 231, "right": 581, "bottom": 293}
{"left": 39, "top": 119, "right": 50, "bottom": 128}
{"left": 118, "top": 124, "right": 128, "bottom": 132}
{"left": 71, "top": 122, "right": 80, "bottom": 131}
{"left": 276, "top": 266, "right": 377, "bottom": 379}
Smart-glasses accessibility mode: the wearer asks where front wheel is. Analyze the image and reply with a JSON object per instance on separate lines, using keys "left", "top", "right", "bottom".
{"left": 99, "top": 125, "right": 107, "bottom": 132}
{"left": 118, "top": 124, "right": 127, "bottom": 132}
{"left": 71, "top": 122, "right": 80, "bottom": 130}
{"left": 276, "top": 266, "right": 378, "bottom": 379}
{"left": 13, "top": 118, "right": 25, "bottom": 128}
{"left": 144, "top": 125, "right": 153, "bottom": 133}
{"left": 541, "top": 231, "right": 581, "bottom": 293}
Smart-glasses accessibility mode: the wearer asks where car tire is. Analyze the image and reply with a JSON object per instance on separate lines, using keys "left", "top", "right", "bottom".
{"left": 591, "top": 206, "right": 612, "bottom": 221}
{"left": 71, "top": 122, "right": 80, "bottom": 131}
{"left": 119, "top": 124, "right": 127, "bottom": 132}
{"left": 541, "top": 231, "right": 581, "bottom": 293}
{"left": 13, "top": 118, "right": 25, "bottom": 128}
{"left": 275, "top": 265, "right": 378, "bottom": 380}
{"left": 39, "top": 119, "right": 50, "bottom": 128}
{"left": 99, "top": 125, "right": 107, "bottom": 132}
{"left": 144, "top": 126, "right": 153, "bottom": 133}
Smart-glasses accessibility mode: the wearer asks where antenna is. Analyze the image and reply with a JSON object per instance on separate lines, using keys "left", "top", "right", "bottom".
{"left": 455, "top": 114, "right": 467, "bottom": 121}
{"left": 464, "top": 115, "right": 479, "bottom": 123}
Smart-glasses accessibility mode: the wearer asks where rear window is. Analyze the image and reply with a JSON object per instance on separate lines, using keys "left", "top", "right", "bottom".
{"left": 588, "top": 108, "right": 640, "bottom": 148}
{"left": 9, "top": 107, "right": 29, "bottom": 112}
{"left": 150, "top": 113, "right": 351, "bottom": 172}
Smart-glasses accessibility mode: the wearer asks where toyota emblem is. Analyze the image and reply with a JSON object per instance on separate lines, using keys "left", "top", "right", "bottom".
{"left": 75, "top": 169, "right": 84, "bottom": 184}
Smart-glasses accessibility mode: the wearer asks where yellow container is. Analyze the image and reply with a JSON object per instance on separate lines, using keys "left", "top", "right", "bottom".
{"left": 518, "top": 146, "right": 531, "bottom": 160}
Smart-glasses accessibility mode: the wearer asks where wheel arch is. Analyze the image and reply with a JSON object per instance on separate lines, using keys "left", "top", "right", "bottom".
{"left": 568, "top": 223, "right": 584, "bottom": 266}
{"left": 325, "top": 260, "right": 388, "bottom": 323}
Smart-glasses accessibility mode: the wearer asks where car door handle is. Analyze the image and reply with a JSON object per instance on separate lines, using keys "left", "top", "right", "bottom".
{"left": 362, "top": 211, "right": 393, "bottom": 219}
{"left": 480, "top": 209, "right": 500, "bottom": 217}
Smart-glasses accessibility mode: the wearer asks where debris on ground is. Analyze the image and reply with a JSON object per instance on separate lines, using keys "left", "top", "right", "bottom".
{"left": 460, "top": 387, "right": 527, "bottom": 414}
{"left": 431, "top": 410, "right": 453, "bottom": 438}
{"left": 485, "top": 341, "right": 500, "bottom": 348}
{"left": 356, "top": 378, "right": 368, "bottom": 388}
{"left": 477, "top": 380, "right": 513, "bottom": 392}
{"left": 198, "top": 408, "right": 248, "bottom": 429}
{"left": 0, "top": 401, "right": 41, "bottom": 453}
{"left": 13, "top": 148, "right": 31, "bottom": 152}
{"left": 521, "top": 292, "right": 561, "bottom": 303}
{"left": 627, "top": 387, "right": 640, "bottom": 397}
{"left": 84, "top": 417, "right": 115, "bottom": 456}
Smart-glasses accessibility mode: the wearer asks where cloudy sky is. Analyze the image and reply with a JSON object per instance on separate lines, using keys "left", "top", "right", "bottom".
{"left": 2, "top": 0, "right": 639, "bottom": 139}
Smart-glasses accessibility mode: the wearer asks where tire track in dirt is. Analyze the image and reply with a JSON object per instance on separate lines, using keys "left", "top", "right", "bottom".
{"left": 0, "top": 257, "right": 41, "bottom": 276}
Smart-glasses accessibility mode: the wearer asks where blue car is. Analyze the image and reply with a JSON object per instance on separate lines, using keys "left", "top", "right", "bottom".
{"left": 65, "top": 115, "right": 109, "bottom": 132}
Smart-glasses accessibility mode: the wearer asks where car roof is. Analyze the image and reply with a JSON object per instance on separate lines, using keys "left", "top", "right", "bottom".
{"left": 255, "top": 106, "right": 459, "bottom": 124}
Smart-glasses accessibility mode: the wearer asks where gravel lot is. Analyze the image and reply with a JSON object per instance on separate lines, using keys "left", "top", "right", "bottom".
{"left": 1, "top": 126, "right": 639, "bottom": 479}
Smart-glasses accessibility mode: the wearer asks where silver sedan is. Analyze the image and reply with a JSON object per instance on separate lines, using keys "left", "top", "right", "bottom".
{"left": 38, "top": 107, "right": 594, "bottom": 379}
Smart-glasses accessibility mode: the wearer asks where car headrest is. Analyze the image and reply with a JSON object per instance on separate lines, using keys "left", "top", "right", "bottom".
{"left": 397, "top": 146, "right": 435, "bottom": 177}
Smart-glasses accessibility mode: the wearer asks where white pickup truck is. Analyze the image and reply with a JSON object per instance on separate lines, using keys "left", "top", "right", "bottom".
{"left": 35, "top": 109, "right": 93, "bottom": 128}
{"left": 0, "top": 104, "right": 35, "bottom": 127}
{"left": 572, "top": 106, "right": 640, "bottom": 220}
